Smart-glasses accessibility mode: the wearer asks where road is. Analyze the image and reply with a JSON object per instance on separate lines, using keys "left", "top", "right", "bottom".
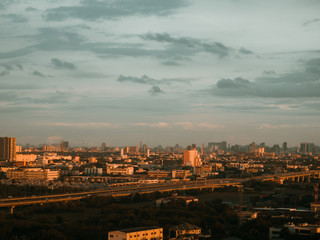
{"left": 1, "top": 170, "right": 319, "bottom": 212}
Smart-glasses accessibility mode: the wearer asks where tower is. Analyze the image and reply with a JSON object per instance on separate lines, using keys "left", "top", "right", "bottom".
{"left": 0, "top": 137, "right": 16, "bottom": 161}
{"left": 184, "top": 148, "right": 202, "bottom": 167}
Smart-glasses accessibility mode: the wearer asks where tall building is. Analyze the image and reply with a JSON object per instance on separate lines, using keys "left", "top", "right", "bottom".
{"left": 282, "top": 142, "right": 287, "bottom": 152}
{"left": 0, "top": 137, "right": 16, "bottom": 161}
{"left": 184, "top": 149, "right": 202, "bottom": 167}
{"left": 220, "top": 141, "right": 227, "bottom": 152}
{"left": 300, "top": 142, "right": 307, "bottom": 153}
{"left": 60, "top": 141, "right": 69, "bottom": 151}
{"left": 249, "top": 142, "right": 256, "bottom": 153}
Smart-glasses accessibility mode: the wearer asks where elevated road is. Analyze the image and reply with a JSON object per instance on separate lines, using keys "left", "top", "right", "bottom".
{"left": 1, "top": 170, "right": 319, "bottom": 213}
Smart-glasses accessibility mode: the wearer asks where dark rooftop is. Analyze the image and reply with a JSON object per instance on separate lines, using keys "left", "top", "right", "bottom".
{"left": 115, "top": 226, "right": 162, "bottom": 233}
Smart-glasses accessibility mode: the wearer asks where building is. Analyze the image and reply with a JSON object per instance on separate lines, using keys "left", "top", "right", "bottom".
{"left": 300, "top": 142, "right": 307, "bottom": 153}
{"left": 6, "top": 168, "right": 60, "bottom": 181}
{"left": 108, "top": 226, "right": 163, "bottom": 240}
{"left": 269, "top": 227, "right": 283, "bottom": 240}
{"left": 156, "top": 195, "right": 198, "bottom": 207}
{"left": 184, "top": 149, "right": 201, "bottom": 167}
{"left": 169, "top": 223, "right": 202, "bottom": 240}
{"left": 148, "top": 170, "right": 171, "bottom": 179}
{"left": 124, "top": 146, "right": 140, "bottom": 155}
{"left": 84, "top": 167, "right": 103, "bottom": 176}
{"left": 282, "top": 142, "right": 287, "bottom": 152}
{"left": 107, "top": 166, "right": 134, "bottom": 175}
{"left": 0, "top": 137, "right": 16, "bottom": 161}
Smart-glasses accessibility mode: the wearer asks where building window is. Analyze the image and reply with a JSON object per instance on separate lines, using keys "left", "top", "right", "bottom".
{"left": 110, "top": 235, "right": 113, "bottom": 238}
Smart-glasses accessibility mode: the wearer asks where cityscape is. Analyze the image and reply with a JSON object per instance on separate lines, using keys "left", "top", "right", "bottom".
{"left": 2, "top": 0, "right": 320, "bottom": 239}
{"left": 1, "top": 136, "right": 320, "bottom": 239}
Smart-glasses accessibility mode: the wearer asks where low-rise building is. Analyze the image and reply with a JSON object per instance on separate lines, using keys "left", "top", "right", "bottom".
{"left": 169, "top": 223, "right": 202, "bottom": 240}
{"left": 6, "top": 168, "right": 60, "bottom": 181}
{"left": 156, "top": 195, "right": 198, "bottom": 207}
{"left": 108, "top": 226, "right": 163, "bottom": 240}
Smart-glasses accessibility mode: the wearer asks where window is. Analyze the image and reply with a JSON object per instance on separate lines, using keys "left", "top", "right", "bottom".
{"left": 110, "top": 235, "right": 114, "bottom": 238}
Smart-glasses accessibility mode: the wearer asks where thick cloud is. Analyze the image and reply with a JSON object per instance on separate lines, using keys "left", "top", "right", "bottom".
{"left": 239, "top": 47, "right": 254, "bottom": 55}
{"left": 45, "top": 0, "right": 188, "bottom": 21}
{"left": 51, "top": 58, "right": 76, "bottom": 70}
{"left": 142, "top": 32, "right": 231, "bottom": 58}
{"left": 210, "top": 58, "right": 320, "bottom": 98}
{"left": 148, "top": 86, "right": 165, "bottom": 95}
{"left": 117, "top": 74, "right": 190, "bottom": 85}
{"left": 217, "top": 77, "right": 251, "bottom": 89}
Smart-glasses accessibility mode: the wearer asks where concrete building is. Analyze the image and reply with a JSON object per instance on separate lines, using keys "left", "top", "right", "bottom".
{"left": 84, "top": 167, "right": 103, "bottom": 176}
{"left": 156, "top": 195, "right": 198, "bottom": 207}
{"left": 124, "top": 146, "right": 140, "bottom": 155}
{"left": 108, "top": 226, "right": 163, "bottom": 240}
{"left": 300, "top": 142, "right": 307, "bottom": 153}
{"left": 0, "top": 137, "right": 16, "bottom": 161}
{"left": 184, "top": 149, "right": 201, "bottom": 167}
{"left": 6, "top": 168, "right": 60, "bottom": 181}
{"left": 107, "top": 166, "right": 134, "bottom": 175}
{"left": 169, "top": 223, "right": 202, "bottom": 240}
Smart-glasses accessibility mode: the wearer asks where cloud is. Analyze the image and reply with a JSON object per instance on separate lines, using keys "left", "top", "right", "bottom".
{"left": 216, "top": 77, "right": 251, "bottom": 89}
{"left": 51, "top": 58, "right": 76, "bottom": 70}
{"left": 258, "top": 123, "right": 309, "bottom": 129}
{"left": 162, "top": 60, "right": 180, "bottom": 66}
{"left": 239, "top": 47, "right": 254, "bottom": 55}
{"left": 3, "top": 13, "right": 28, "bottom": 23}
{"left": 117, "top": 74, "right": 190, "bottom": 85}
{"left": 209, "top": 57, "right": 320, "bottom": 98}
{"left": 174, "top": 122, "right": 224, "bottom": 130}
{"left": 32, "top": 70, "right": 46, "bottom": 77}
{"left": 0, "top": 70, "right": 9, "bottom": 76}
{"left": 132, "top": 122, "right": 168, "bottom": 128}
{"left": 148, "top": 86, "right": 166, "bottom": 95}
{"left": 142, "top": 32, "right": 231, "bottom": 58}
{"left": 0, "top": 90, "right": 70, "bottom": 105}
{"left": 132, "top": 122, "right": 224, "bottom": 129}
{"left": 43, "top": 122, "right": 121, "bottom": 128}
{"left": 263, "top": 70, "right": 276, "bottom": 75}
{"left": 44, "top": 0, "right": 189, "bottom": 21}
{"left": 303, "top": 18, "right": 320, "bottom": 26}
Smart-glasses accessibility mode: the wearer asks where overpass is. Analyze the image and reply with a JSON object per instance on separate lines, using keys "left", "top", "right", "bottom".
{"left": 1, "top": 170, "right": 320, "bottom": 213}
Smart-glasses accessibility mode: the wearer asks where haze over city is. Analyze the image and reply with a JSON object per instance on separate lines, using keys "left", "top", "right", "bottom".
{"left": 1, "top": 0, "right": 320, "bottom": 147}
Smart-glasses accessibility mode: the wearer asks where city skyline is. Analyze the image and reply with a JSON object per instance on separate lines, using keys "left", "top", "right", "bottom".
{"left": 1, "top": 1, "right": 320, "bottom": 146}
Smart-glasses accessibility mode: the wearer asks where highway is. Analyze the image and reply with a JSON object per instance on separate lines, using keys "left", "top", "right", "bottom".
{"left": 1, "top": 170, "right": 319, "bottom": 213}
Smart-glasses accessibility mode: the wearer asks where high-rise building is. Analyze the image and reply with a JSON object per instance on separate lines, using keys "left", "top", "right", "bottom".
{"left": 282, "top": 142, "right": 287, "bottom": 152}
{"left": 249, "top": 142, "right": 256, "bottom": 153}
{"left": 0, "top": 137, "right": 17, "bottom": 161}
{"left": 184, "top": 148, "right": 202, "bottom": 167}
{"left": 60, "top": 141, "right": 69, "bottom": 151}
{"left": 300, "top": 142, "right": 307, "bottom": 153}
{"left": 220, "top": 141, "right": 227, "bottom": 152}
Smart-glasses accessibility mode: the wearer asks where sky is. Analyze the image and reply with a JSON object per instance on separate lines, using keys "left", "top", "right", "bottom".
{"left": 1, "top": 0, "right": 320, "bottom": 147}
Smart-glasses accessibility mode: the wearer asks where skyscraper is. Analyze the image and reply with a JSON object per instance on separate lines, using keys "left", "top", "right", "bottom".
{"left": 0, "top": 137, "right": 16, "bottom": 161}
{"left": 282, "top": 142, "right": 287, "bottom": 152}
{"left": 184, "top": 148, "right": 202, "bottom": 167}
{"left": 300, "top": 142, "right": 307, "bottom": 153}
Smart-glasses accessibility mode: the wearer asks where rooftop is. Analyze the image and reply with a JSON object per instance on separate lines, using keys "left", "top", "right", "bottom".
{"left": 114, "top": 226, "right": 162, "bottom": 233}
